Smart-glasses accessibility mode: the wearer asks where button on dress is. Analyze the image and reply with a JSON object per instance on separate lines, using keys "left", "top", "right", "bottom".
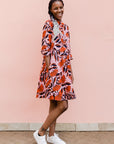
{"left": 36, "top": 19, "right": 76, "bottom": 101}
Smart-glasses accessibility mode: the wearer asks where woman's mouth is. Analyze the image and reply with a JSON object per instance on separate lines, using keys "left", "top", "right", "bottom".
{"left": 57, "top": 13, "right": 63, "bottom": 17}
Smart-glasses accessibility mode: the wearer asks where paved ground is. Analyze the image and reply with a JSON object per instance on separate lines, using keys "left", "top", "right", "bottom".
{"left": 0, "top": 131, "right": 114, "bottom": 144}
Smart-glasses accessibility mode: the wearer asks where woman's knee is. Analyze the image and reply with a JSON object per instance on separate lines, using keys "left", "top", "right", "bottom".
{"left": 50, "top": 100, "right": 57, "bottom": 107}
{"left": 58, "top": 100, "right": 68, "bottom": 112}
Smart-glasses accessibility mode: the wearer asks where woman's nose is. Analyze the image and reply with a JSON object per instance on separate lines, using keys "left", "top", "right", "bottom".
{"left": 58, "top": 8, "right": 62, "bottom": 12}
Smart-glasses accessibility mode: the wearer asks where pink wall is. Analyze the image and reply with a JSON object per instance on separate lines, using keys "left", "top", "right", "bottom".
{"left": 0, "top": 0, "right": 114, "bottom": 123}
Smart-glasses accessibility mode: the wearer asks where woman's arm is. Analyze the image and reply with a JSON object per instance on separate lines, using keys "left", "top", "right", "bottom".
{"left": 44, "top": 55, "right": 51, "bottom": 69}
{"left": 41, "top": 21, "right": 52, "bottom": 69}
{"left": 71, "top": 63, "right": 74, "bottom": 84}
{"left": 66, "top": 25, "right": 74, "bottom": 83}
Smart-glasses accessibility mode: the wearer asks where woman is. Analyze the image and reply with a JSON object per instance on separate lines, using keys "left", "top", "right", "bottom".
{"left": 33, "top": 0, "right": 76, "bottom": 143}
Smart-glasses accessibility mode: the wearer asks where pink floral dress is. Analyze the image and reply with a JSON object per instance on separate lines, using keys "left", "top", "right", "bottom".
{"left": 36, "top": 19, "right": 76, "bottom": 101}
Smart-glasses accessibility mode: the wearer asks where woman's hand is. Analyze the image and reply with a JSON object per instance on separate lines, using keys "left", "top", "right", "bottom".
{"left": 71, "top": 64, "right": 74, "bottom": 84}
{"left": 71, "top": 73, "right": 74, "bottom": 84}
{"left": 44, "top": 55, "right": 51, "bottom": 70}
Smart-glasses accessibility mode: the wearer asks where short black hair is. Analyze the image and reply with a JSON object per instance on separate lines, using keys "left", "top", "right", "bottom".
{"left": 48, "top": 0, "right": 64, "bottom": 17}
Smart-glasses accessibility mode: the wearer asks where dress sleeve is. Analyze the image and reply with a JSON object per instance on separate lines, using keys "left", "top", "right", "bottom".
{"left": 66, "top": 25, "right": 73, "bottom": 61}
{"left": 41, "top": 21, "right": 53, "bottom": 56}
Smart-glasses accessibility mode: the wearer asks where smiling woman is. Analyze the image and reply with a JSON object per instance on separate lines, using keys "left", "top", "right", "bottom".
{"left": 49, "top": 0, "right": 64, "bottom": 22}
{"left": 33, "top": 0, "right": 76, "bottom": 144}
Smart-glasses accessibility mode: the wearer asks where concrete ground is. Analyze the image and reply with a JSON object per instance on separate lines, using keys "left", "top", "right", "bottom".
{"left": 0, "top": 131, "right": 114, "bottom": 144}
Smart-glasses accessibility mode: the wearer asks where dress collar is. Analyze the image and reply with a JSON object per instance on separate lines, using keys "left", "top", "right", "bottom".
{"left": 56, "top": 19, "right": 61, "bottom": 25}
{"left": 50, "top": 17, "right": 64, "bottom": 27}
{"left": 55, "top": 19, "right": 64, "bottom": 27}
{"left": 50, "top": 16, "right": 64, "bottom": 41}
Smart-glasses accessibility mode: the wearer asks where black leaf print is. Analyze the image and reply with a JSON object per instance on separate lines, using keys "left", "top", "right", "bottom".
{"left": 56, "top": 39, "right": 60, "bottom": 43}
{"left": 40, "top": 92, "right": 45, "bottom": 95}
{"left": 52, "top": 63, "right": 57, "bottom": 67}
{"left": 45, "top": 34, "right": 48, "bottom": 38}
{"left": 63, "top": 44, "right": 67, "bottom": 48}
{"left": 54, "top": 36, "right": 58, "bottom": 41}
{"left": 62, "top": 82, "right": 71, "bottom": 86}
{"left": 55, "top": 44, "right": 61, "bottom": 47}
{"left": 48, "top": 30, "right": 53, "bottom": 34}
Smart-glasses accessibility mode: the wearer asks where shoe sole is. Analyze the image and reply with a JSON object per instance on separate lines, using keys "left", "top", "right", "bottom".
{"left": 47, "top": 139, "right": 66, "bottom": 144}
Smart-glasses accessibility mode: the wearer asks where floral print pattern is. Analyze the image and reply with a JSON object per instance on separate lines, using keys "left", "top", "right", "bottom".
{"left": 36, "top": 19, "right": 76, "bottom": 101}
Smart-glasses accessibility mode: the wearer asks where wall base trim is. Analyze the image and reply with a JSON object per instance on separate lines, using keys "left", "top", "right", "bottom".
{"left": 0, "top": 123, "right": 114, "bottom": 131}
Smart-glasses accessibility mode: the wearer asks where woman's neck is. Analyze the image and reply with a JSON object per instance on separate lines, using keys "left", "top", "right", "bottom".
{"left": 51, "top": 16, "right": 62, "bottom": 24}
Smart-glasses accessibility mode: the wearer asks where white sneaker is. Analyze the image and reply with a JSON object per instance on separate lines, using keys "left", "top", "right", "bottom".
{"left": 47, "top": 133, "right": 66, "bottom": 144}
{"left": 33, "top": 130, "right": 47, "bottom": 144}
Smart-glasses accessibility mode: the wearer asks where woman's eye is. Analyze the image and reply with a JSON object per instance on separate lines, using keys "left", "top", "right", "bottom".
{"left": 54, "top": 7, "right": 63, "bottom": 10}
{"left": 54, "top": 7, "right": 58, "bottom": 10}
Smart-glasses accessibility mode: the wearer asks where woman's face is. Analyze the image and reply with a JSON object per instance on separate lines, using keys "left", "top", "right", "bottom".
{"left": 50, "top": 1, "right": 64, "bottom": 22}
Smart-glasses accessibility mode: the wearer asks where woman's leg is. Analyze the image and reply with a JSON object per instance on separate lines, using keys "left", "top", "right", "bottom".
{"left": 38, "top": 100, "right": 68, "bottom": 136}
{"left": 48, "top": 100, "right": 57, "bottom": 136}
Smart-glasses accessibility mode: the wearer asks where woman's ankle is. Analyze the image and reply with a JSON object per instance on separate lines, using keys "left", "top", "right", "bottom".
{"left": 49, "top": 133, "right": 54, "bottom": 136}
{"left": 38, "top": 131, "right": 45, "bottom": 136}
{"left": 49, "top": 129, "right": 55, "bottom": 136}
{"left": 38, "top": 127, "right": 46, "bottom": 136}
